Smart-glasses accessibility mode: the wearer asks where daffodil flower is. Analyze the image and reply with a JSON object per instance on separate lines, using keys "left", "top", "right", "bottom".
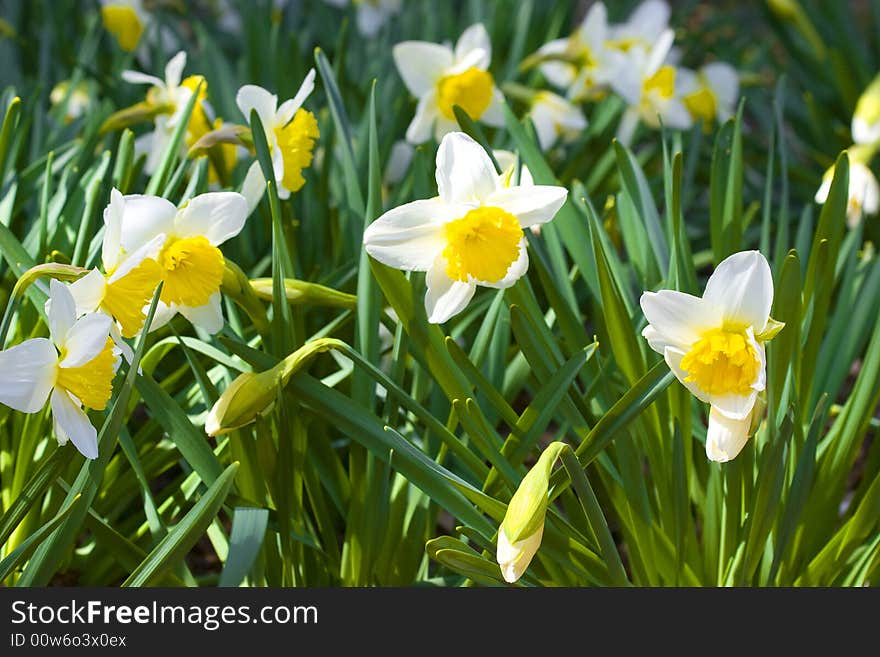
{"left": 610, "top": 30, "right": 692, "bottom": 145}
{"left": 605, "top": 0, "right": 671, "bottom": 52}
{"left": 323, "top": 0, "right": 401, "bottom": 36}
{"left": 852, "top": 73, "right": 880, "bottom": 145}
{"left": 640, "top": 251, "right": 781, "bottom": 462}
{"left": 363, "top": 132, "right": 567, "bottom": 323}
{"left": 815, "top": 160, "right": 880, "bottom": 228}
{"left": 50, "top": 80, "right": 94, "bottom": 123}
{"left": 100, "top": 0, "right": 148, "bottom": 52}
{"left": 68, "top": 189, "right": 163, "bottom": 344}
{"left": 122, "top": 51, "right": 212, "bottom": 175}
{"left": 114, "top": 191, "right": 249, "bottom": 334}
{"left": 529, "top": 91, "right": 588, "bottom": 151}
{"left": 236, "top": 70, "right": 319, "bottom": 208}
{"left": 678, "top": 62, "right": 739, "bottom": 128}
{"left": 533, "top": 3, "right": 623, "bottom": 102}
{"left": 0, "top": 280, "right": 120, "bottom": 460}
{"left": 393, "top": 23, "right": 505, "bottom": 144}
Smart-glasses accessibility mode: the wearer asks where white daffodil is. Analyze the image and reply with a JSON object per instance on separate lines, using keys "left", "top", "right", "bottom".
{"left": 678, "top": 62, "right": 739, "bottom": 127}
{"left": 363, "top": 132, "right": 567, "bottom": 323}
{"left": 610, "top": 30, "right": 692, "bottom": 145}
{"left": 236, "top": 70, "right": 319, "bottom": 209}
{"left": 323, "top": 0, "right": 401, "bottom": 36}
{"left": 535, "top": 3, "right": 624, "bottom": 102}
{"left": 100, "top": 0, "right": 149, "bottom": 52}
{"left": 112, "top": 191, "right": 249, "bottom": 334}
{"left": 529, "top": 91, "right": 588, "bottom": 151}
{"left": 852, "top": 73, "right": 880, "bottom": 145}
{"left": 605, "top": 0, "right": 671, "bottom": 52}
{"left": 640, "top": 251, "right": 781, "bottom": 463}
{"left": 50, "top": 80, "right": 94, "bottom": 123}
{"left": 122, "top": 51, "right": 211, "bottom": 175}
{"left": 0, "top": 280, "right": 119, "bottom": 460}
{"left": 815, "top": 160, "right": 880, "bottom": 228}
{"left": 393, "top": 23, "right": 505, "bottom": 144}
{"left": 68, "top": 189, "right": 163, "bottom": 343}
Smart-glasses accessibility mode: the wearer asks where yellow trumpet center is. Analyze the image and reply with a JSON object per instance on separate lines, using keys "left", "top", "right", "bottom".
{"left": 101, "top": 5, "right": 143, "bottom": 52}
{"left": 102, "top": 258, "right": 162, "bottom": 338}
{"left": 684, "top": 86, "right": 718, "bottom": 125}
{"left": 436, "top": 67, "right": 494, "bottom": 120}
{"left": 56, "top": 338, "right": 117, "bottom": 411}
{"left": 158, "top": 236, "right": 225, "bottom": 308}
{"left": 680, "top": 328, "right": 760, "bottom": 397}
{"left": 443, "top": 206, "right": 522, "bottom": 283}
{"left": 274, "top": 109, "right": 320, "bottom": 193}
{"left": 643, "top": 65, "right": 676, "bottom": 100}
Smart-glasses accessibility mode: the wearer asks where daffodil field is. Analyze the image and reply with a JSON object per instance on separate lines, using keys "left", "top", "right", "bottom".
{"left": 0, "top": 0, "right": 878, "bottom": 589}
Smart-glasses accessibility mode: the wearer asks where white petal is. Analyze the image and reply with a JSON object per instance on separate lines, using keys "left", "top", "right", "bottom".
{"left": 661, "top": 98, "right": 693, "bottom": 130}
{"left": 646, "top": 29, "right": 675, "bottom": 75}
{"left": 578, "top": 2, "right": 609, "bottom": 46}
{"left": 705, "top": 405, "right": 751, "bottom": 462}
{"left": 486, "top": 185, "right": 568, "bottom": 228}
{"left": 432, "top": 115, "right": 459, "bottom": 143}
{"left": 276, "top": 68, "right": 316, "bottom": 126}
{"left": 236, "top": 84, "right": 278, "bottom": 128}
{"left": 164, "top": 51, "right": 187, "bottom": 89}
{"left": 642, "top": 324, "right": 674, "bottom": 353}
{"left": 121, "top": 70, "right": 164, "bottom": 87}
{"left": 363, "top": 198, "right": 457, "bottom": 271}
{"left": 676, "top": 67, "right": 700, "bottom": 96}
{"left": 393, "top": 42, "right": 453, "bottom": 97}
{"left": 0, "top": 339, "right": 58, "bottom": 412}
{"left": 703, "top": 250, "right": 773, "bottom": 331}
{"left": 455, "top": 23, "right": 491, "bottom": 69}
{"left": 102, "top": 188, "right": 125, "bottom": 272}
{"left": 425, "top": 257, "right": 476, "bottom": 323}
{"left": 106, "top": 234, "right": 164, "bottom": 284}
{"left": 610, "top": 57, "right": 644, "bottom": 106}
{"left": 68, "top": 269, "right": 107, "bottom": 316}
{"left": 480, "top": 87, "right": 506, "bottom": 127}
{"left": 639, "top": 290, "right": 719, "bottom": 349}
{"left": 175, "top": 191, "right": 248, "bottom": 245}
{"left": 110, "top": 323, "right": 135, "bottom": 367}
{"left": 59, "top": 313, "right": 112, "bottom": 368}
{"left": 435, "top": 132, "right": 499, "bottom": 204}
{"left": 144, "top": 300, "right": 177, "bottom": 334}
{"left": 703, "top": 62, "right": 739, "bottom": 109}
{"left": 480, "top": 237, "right": 529, "bottom": 289}
{"left": 384, "top": 140, "right": 415, "bottom": 185}
{"left": 615, "top": 108, "right": 641, "bottom": 146}
{"left": 537, "top": 39, "right": 577, "bottom": 89}
{"left": 814, "top": 171, "right": 832, "bottom": 204}
{"left": 405, "top": 92, "right": 439, "bottom": 145}
{"left": 240, "top": 160, "right": 267, "bottom": 216}
{"left": 47, "top": 279, "right": 77, "bottom": 346}
{"left": 51, "top": 389, "right": 98, "bottom": 459}
{"left": 118, "top": 194, "right": 177, "bottom": 253}
{"left": 852, "top": 116, "right": 880, "bottom": 145}
{"left": 497, "top": 523, "right": 544, "bottom": 584}
{"left": 178, "top": 292, "right": 224, "bottom": 334}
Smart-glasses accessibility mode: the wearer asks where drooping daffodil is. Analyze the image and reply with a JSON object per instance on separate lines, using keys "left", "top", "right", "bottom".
{"left": 111, "top": 190, "right": 249, "bottom": 334}
{"left": 529, "top": 91, "right": 588, "bottom": 151}
{"left": 393, "top": 23, "right": 505, "bottom": 144}
{"left": 236, "top": 70, "right": 319, "bottom": 209}
{"left": 0, "top": 280, "right": 120, "bottom": 459}
{"left": 815, "top": 157, "right": 880, "bottom": 228}
{"left": 363, "top": 132, "right": 567, "bottom": 323}
{"left": 852, "top": 72, "right": 880, "bottom": 145}
{"left": 678, "top": 62, "right": 739, "bottom": 128}
{"left": 533, "top": 3, "right": 624, "bottom": 102}
{"left": 610, "top": 29, "right": 692, "bottom": 145}
{"left": 323, "top": 0, "right": 401, "bottom": 36}
{"left": 640, "top": 251, "right": 783, "bottom": 463}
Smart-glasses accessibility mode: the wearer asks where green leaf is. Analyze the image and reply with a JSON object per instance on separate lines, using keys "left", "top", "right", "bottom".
{"left": 218, "top": 507, "right": 269, "bottom": 587}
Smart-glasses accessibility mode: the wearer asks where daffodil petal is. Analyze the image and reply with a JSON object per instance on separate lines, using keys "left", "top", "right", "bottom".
{"left": 455, "top": 23, "right": 491, "bottom": 69}
{"left": 703, "top": 250, "right": 773, "bottom": 331}
{"left": 236, "top": 84, "right": 278, "bottom": 129}
{"left": 144, "top": 300, "right": 177, "bottom": 334}
{"left": 164, "top": 51, "right": 186, "bottom": 89}
{"left": 485, "top": 185, "right": 568, "bottom": 228}
{"left": 240, "top": 160, "right": 266, "bottom": 216}
{"left": 106, "top": 234, "right": 164, "bottom": 284}
{"left": 102, "top": 188, "right": 125, "bottom": 272}
{"left": 703, "top": 62, "right": 739, "bottom": 109}
{"left": 68, "top": 269, "right": 107, "bottom": 316}
{"left": 537, "top": 39, "right": 576, "bottom": 89}
{"left": 0, "top": 338, "right": 58, "bottom": 413}
{"left": 178, "top": 292, "right": 224, "bottom": 334}
{"left": 118, "top": 194, "right": 177, "bottom": 253}
{"left": 363, "top": 198, "right": 456, "bottom": 271}
{"left": 435, "top": 132, "right": 498, "bottom": 204}
{"left": 425, "top": 257, "right": 476, "bottom": 324}
{"left": 47, "top": 279, "right": 77, "bottom": 346}
{"left": 646, "top": 28, "right": 675, "bottom": 76}
{"left": 393, "top": 42, "right": 453, "bottom": 97}
{"left": 51, "top": 388, "right": 98, "bottom": 459}
{"left": 276, "top": 68, "right": 316, "bottom": 126}
{"left": 661, "top": 99, "right": 693, "bottom": 130}
{"left": 175, "top": 191, "right": 248, "bottom": 245}
{"left": 705, "top": 405, "right": 751, "bottom": 463}
{"left": 120, "top": 70, "right": 164, "bottom": 87}
{"left": 640, "top": 290, "right": 719, "bottom": 351}
{"left": 479, "top": 87, "right": 506, "bottom": 127}
{"left": 60, "top": 313, "right": 113, "bottom": 368}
